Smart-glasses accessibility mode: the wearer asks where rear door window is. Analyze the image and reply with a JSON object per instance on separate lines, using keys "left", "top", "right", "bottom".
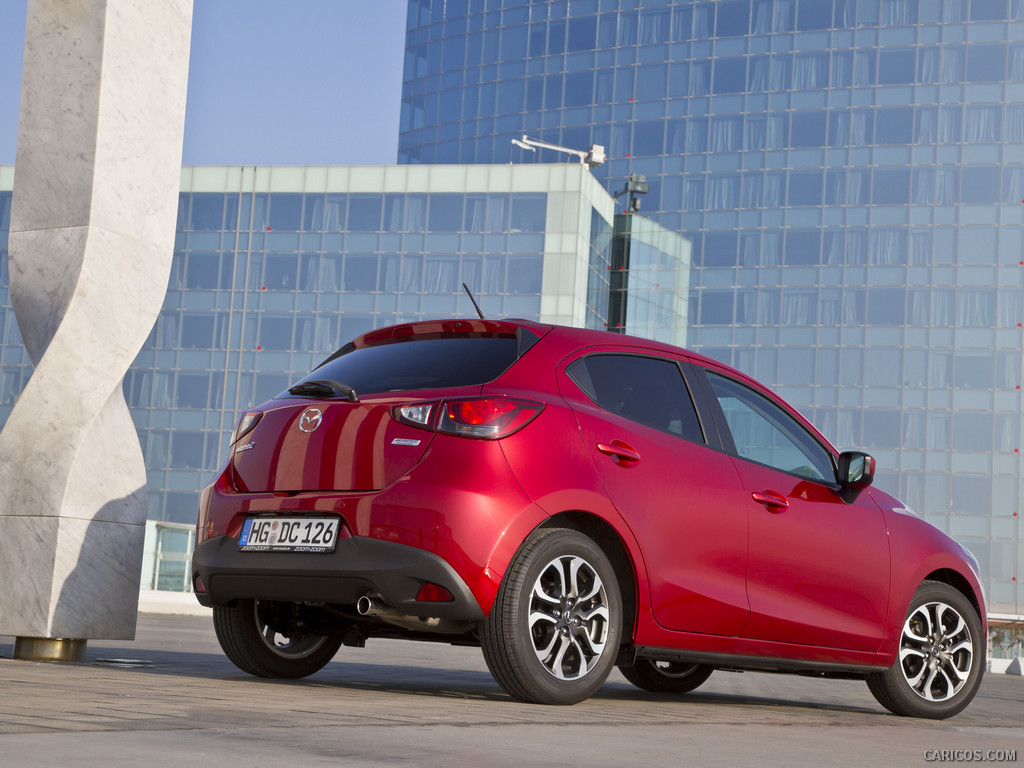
{"left": 567, "top": 354, "right": 704, "bottom": 444}
{"left": 293, "top": 337, "right": 519, "bottom": 395}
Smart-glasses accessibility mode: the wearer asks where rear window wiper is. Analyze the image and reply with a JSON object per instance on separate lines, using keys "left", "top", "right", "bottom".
{"left": 288, "top": 379, "right": 359, "bottom": 402}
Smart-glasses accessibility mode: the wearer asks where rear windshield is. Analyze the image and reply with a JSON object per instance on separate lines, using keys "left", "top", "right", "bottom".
{"left": 290, "top": 337, "right": 520, "bottom": 396}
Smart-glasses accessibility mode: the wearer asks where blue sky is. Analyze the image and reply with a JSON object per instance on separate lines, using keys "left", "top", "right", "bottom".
{"left": 0, "top": 1, "right": 407, "bottom": 165}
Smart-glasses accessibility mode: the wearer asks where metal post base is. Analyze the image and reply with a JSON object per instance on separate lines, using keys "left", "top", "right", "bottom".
{"left": 13, "top": 637, "right": 87, "bottom": 662}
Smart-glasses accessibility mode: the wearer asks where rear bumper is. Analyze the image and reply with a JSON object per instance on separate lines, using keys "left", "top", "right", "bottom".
{"left": 192, "top": 534, "right": 485, "bottom": 622}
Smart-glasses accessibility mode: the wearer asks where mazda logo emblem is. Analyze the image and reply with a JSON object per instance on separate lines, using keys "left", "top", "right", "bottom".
{"left": 298, "top": 408, "right": 323, "bottom": 433}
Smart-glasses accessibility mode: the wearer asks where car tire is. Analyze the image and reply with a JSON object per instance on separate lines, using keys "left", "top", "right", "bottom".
{"left": 213, "top": 598, "right": 343, "bottom": 679}
{"left": 619, "top": 659, "right": 713, "bottom": 694}
{"left": 866, "top": 580, "right": 984, "bottom": 719}
{"left": 482, "top": 527, "right": 622, "bottom": 705}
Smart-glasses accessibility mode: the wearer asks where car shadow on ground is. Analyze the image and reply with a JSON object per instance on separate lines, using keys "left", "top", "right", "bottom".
{"left": 2, "top": 632, "right": 1018, "bottom": 727}
{"left": 0, "top": 636, "right": 883, "bottom": 715}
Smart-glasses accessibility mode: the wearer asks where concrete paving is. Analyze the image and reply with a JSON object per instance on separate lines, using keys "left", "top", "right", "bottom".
{"left": 1, "top": 612, "right": 1022, "bottom": 767}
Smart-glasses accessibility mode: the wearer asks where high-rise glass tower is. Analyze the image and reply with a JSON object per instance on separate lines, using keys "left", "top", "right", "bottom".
{"left": 399, "top": 0, "right": 1024, "bottom": 614}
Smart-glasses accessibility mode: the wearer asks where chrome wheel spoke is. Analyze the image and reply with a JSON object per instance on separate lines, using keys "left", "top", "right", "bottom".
{"left": 576, "top": 626, "right": 606, "bottom": 657}
{"left": 548, "top": 634, "right": 572, "bottom": 679}
{"left": 566, "top": 635, "right": 590, "bottom": 676}
{"left": 920, "top": 666, "right": 940, "bottom": 700}
{"left": 899, "top": 599, "right": 974, "bottom": 702}
{"left": 536, "top": 563, "right": 566, "bottom": 602}
{"left": 900, "top": 645, "right": 928, "bottom": 665}
{"left": 534, "top": 629, "right": 559, "bottom": 664}
{"left": 903, "top": 658, "right": 928, "bottom": 688}
{"left": 569, "top": 557, "right": 601, "bottom": 601}
{"left": 934, "top": 668, "right": 957, "bottom": 701}
{"left": 530, "top": 609, "right": 557, "bottom": 627}
{"left": 533, "top": 578, "right": 562, "bottom": 606}
{"left": 905, "top": 607, "right": 933, "bottom": 642}
{"left": 938, "top": 606, "right": 965, "bottom": 638}
{"left": 578, "top": 604, "right": 609, "bottom": 623}
{"left": 929, "top": 667, "right": 958, "bottom": 704}
{"left": 948, "top": 639, "right": 972, "bottom": 656}
{"left": 528, "top": 552, "right": 610, "bottom": 682}
{"left": 942, "top": 659, "right": 969, "bottom": 686}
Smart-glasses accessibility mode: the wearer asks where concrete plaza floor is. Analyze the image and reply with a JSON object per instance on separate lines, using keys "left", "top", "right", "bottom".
{"left": 0, "top": 610, "right": 1022, "bottom": 767}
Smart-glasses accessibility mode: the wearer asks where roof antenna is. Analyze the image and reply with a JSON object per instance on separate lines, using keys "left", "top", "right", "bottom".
{"left": 463, "top": 283, "right": 485, "bottom": 320}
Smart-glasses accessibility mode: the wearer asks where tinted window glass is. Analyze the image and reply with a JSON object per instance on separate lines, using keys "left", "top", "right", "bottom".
{"left": 188, "top": 194, "right": 225, "bottom": 230}
{"left": 567, "top": 355, "right": 704, "bottom": 443}
{"left": 295, "top": 337, "right": 519, "bottom": 395}
{"left": 707, "top": 372, "right": 834, "bottom": 482}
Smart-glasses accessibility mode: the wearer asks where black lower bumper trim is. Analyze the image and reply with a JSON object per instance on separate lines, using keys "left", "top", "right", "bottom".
{"left": 192, "top": 534, "right": 484, "bottom": 622}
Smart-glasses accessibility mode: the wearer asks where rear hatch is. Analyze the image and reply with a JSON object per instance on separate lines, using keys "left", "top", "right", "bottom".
{"left": 230, "top": 320, "right": 543, "bottom": 493}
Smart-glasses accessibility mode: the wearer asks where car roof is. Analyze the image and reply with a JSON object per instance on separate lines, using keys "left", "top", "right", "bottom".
{"left": 352, "top": 317, "right": 734, "bottom": 373}
{"left": 350, "top": 317, "right": 836, "bottom": 454}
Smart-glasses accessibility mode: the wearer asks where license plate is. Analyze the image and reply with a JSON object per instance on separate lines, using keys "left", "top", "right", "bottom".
{"left": 238, "top": 517, "right": 340, "bottom": 553}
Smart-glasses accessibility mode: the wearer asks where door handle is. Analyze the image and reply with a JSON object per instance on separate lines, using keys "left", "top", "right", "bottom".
{"left": 752, "top": 490, "right": 789, "bottom": 512}
{"left": 596, "top": 440, "right": 641, "bottom": 464}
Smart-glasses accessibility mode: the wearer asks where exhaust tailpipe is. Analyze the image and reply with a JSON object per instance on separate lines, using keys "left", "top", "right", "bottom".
{"left": 354, "top": 594, "right": 473, "bottom": 635}
{"left": 356, "top": 595, "right": 397, "bottom": 618}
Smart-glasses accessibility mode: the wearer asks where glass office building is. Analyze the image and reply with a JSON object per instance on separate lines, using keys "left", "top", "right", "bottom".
{"left": 610, "top": 212, "right": 692, "bottom": 345}
{"left": 398, "top": 0, "right": 1023, "bottom": 614}
{"left": 0, "top": 163, "right": 687, "bottom": 591}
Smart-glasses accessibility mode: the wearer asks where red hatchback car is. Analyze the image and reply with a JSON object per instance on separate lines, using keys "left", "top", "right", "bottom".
{"left": 193, "top": 319, "right": 986, "bottom": 718}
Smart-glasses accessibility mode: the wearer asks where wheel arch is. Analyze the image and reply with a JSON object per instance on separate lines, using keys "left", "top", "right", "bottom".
{"left": 879, "top": 561, "right": 988, "bottom": 666}
{"left": 923, "top": 568, "right": 983, "bottom": 622}
{"left": 535, "top": 510, "right": 640, "bottom": 646}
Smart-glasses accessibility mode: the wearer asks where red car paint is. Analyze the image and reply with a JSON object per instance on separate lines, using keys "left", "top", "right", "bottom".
{"left": 195, "top": 319, "right": 985, "bottom": 687}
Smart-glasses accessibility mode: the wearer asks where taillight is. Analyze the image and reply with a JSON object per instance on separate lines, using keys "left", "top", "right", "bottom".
{"left": 393, "top": 397, "right": 543, "bottom": 439}
{"left": 438, "top": 398, "right": 543, "bottom": 438}
{"left": 395, "top": 403, "right": 433, "bottom": 428}
{"left": 231, "top": 409, "right": 263, "bottom": 445}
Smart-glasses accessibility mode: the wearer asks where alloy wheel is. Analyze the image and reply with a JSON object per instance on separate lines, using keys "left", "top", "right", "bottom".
{"left": 898, "top": 600, "right": 974, "bottom": 702}
{"left": 528, "top": 554, "right": 610, "bottom": 680}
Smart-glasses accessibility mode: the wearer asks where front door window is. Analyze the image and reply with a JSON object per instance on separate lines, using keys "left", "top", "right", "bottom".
{"left": 707, "top": 372, "right": 834, "bottom": 481}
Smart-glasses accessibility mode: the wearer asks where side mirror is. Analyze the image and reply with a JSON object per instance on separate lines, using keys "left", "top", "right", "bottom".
{"left": 836, "top": 451, "right": 875, "bottom": 503}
